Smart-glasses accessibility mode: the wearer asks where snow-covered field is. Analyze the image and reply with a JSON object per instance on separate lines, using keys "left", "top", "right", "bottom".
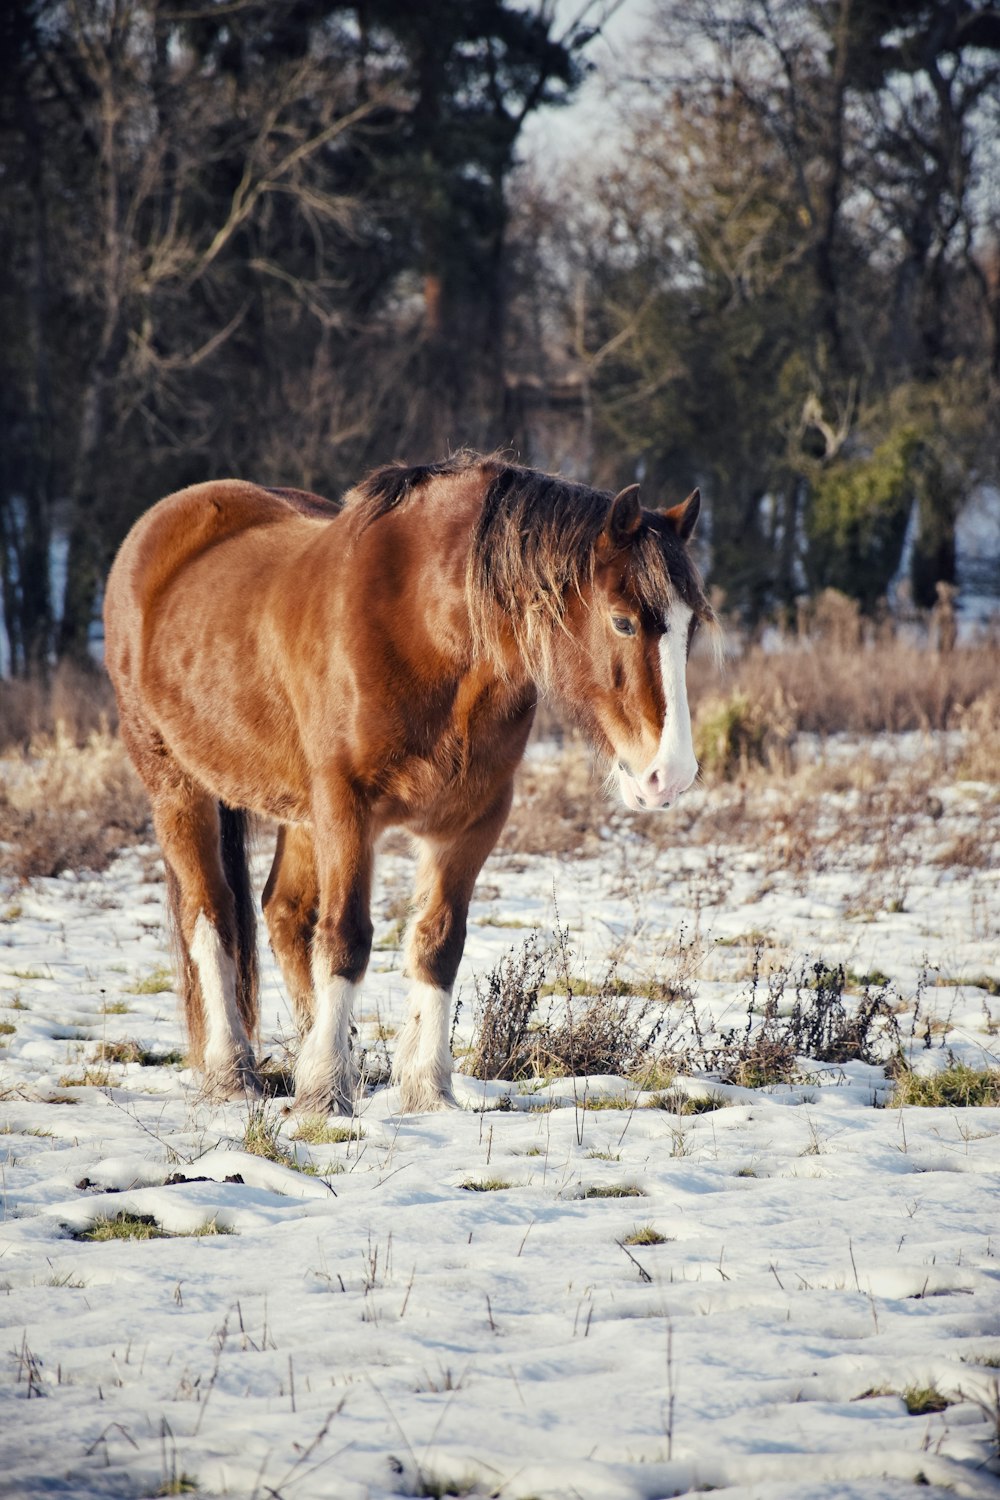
{"left": 1, "top": 738, "right": 999, "bottom": 1500}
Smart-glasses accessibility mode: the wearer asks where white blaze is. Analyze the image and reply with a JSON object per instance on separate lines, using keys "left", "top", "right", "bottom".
{"left": 615, "top": 597, "right": 698, "bottom": 810}
{"left": 653, "top": 598, "right": 697, "bottom": 794}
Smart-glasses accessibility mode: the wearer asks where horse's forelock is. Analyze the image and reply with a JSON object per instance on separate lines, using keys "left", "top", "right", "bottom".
{"left": 630, "top": 524, "right": 714, "bottom": 625}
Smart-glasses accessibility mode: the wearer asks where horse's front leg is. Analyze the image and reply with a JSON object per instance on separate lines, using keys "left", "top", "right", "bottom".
{"left": 294, "top": 788, "right": 373, "bottom": 1115}
{"left": 394, "top": 788, "right": 513, "bottom": 1112}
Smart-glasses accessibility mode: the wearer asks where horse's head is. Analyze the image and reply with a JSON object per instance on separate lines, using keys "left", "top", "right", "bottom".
{"left": 559, "top": 483, "right": 710, "bottom": 812}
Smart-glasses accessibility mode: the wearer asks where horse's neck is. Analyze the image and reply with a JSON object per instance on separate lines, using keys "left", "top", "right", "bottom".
{"left": 351, "top": 497, "right": 531, "bottom": 694}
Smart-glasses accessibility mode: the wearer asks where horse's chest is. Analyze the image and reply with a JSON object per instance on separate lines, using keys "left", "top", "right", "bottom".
{"left": 378, "top": 712, "right": 528, "bottom": 832}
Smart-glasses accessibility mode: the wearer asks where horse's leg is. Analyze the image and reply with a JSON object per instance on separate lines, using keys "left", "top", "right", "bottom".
{"left": 393, "top": 787, "right": 514, "bottom": 1112}
{"left": 150, "top": 784, "right": 261, "bottom": 1098}
{"left": 262, "top": 824, "right": 318, "bottom": 1032}
{"left": 116, "top": 705, "right": 260, "bottom": 1098}
{"left": 294, "top": 787, "right": 373, "bottom": 1115}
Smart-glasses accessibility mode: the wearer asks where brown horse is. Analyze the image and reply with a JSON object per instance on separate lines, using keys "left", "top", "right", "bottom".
{"left": 103, "top": 453, "right": 713, "bottom": 1113}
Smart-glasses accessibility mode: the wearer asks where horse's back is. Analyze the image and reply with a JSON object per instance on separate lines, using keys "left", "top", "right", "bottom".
{"left": 111, "top": 479, "right": 333, "bottom": 601}
{"left": 104, "top": 479, "right": 339, "bottom": 701}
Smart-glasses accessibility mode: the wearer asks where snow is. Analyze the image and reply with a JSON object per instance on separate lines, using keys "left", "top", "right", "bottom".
{"left": 1, "top": 740, "right": 999, "bottom": 1499}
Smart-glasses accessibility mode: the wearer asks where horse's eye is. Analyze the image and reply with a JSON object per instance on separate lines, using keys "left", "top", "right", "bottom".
{"left": 611, "top": 615, "right": 637, "bottom": 637}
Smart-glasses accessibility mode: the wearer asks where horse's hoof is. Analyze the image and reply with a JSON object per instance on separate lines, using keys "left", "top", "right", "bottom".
{"left": 202, "top": 1055, "right": 264, "bottom": 1101}
{"left": 395, "top": 1082, "right": 459, "bottom": 1114}
{"left": 294, "top": 1077, "right": 358, "bottom": 1117}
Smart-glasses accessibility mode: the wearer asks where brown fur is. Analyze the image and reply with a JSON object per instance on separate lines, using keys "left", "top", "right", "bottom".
{"left": 104, "top": 454, "right": 710, "bottom": 1107}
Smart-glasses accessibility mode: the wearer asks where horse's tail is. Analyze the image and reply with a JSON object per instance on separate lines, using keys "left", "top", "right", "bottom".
{"left": 219, "top": 804, "right": 259, "bottom": 1041}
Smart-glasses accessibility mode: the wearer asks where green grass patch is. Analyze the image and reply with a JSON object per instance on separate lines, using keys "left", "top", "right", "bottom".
{"left": 621, "top": 1224, "right": 667, "bottom": 1245}
{"left": 242, "top": 1104, "right": 295, "bottom": 1165}
{"left": 128, "top": 966, "right": 174, "bottom": 995}
{"left": 75, "top": 1212, "right": 230, "bottom": 1241}
{"left": 902, "top": 1384, "right": 952, "bottom": 1415}
{"left": 372, "top": 919, "right": 405, "bottom": 951}
{"left": 76, "top": 1213, "right": 168, "bottom": 1241}
{"left": 459, "top": 1177, "right": 514, "bottom": 1191}
{"left": 539, "top": 974, "right": 642, "bottom": 998}
{"left": 892, "top": 1064, "right": 1000, "bottom": 1108}
{"left": 100, "top": 999, "right": 132, "bottom": 1015}
{"left": 240, "top": 1103, "right": 343, "bottom": 1174}
{"left": 934, "top": 973, "right": 1000, "bottom": 996}
{"left": 644, "top": 1090, "right": 728, "bottom": 1114}
{"left": 583, "top": 1184, "right": 646, "bottom": 1199}
{"left": 153, "top": 1475, "right": 199, "bottom": 1496}
{"left": 849, "top": 968, "right": 891, "bottom": 989}
{"left": 291, "top": 1117, "right": 364, "bottom": 1145}
{"left": 629, "top": 1063, "right": 677, "bottom": 1092}
{"left": 8, "top": 967, "right": 45, "bottom": 981}
{"left": 586, "top": 1149, "right": 621, "bottom": 1161}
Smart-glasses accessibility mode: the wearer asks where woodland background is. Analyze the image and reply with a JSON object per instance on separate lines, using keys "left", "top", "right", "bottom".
{"left": 1, "top": 0, "right": 999, "bottom": 680}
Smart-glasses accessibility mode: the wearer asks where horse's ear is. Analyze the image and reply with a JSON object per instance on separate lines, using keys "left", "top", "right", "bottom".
{"left": 663, "top": 488, "right": 700, "bottom": 543}
{"left": 598, "top": 484, "right": 642, "bottom": 558}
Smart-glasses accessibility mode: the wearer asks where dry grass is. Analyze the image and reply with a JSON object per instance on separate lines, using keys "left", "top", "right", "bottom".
{"left": 689, "top": 606, "right": 998, "bottom": 741}
{"left": 622, "top": 1225, "right": 668, "bottom": 1245}
{"left": 0, "top": 664, "right": 119, "bottom": 751}
{"left": 0, "top": 724, "right": 149, "bottom": 879}
{"left": 2, "top": 623, "right": 995, "bottom": 887}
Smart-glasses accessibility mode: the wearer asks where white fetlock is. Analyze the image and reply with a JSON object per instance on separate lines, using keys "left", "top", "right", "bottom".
{"left": 392, "top": 981, "right": 457, "bottom": 1113}
{"left": 295, "top": 973, "right": 358, "bottom": 1115}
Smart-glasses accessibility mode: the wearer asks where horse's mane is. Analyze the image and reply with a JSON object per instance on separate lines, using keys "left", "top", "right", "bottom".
{"left": 348, "top": 452, "right": 483, "bottom": 523}
{"left": 350, "top": 452, "right": 714, "bottom": 677}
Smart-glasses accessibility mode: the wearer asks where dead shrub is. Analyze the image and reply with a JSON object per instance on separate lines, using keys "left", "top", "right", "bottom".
{"left": 688, "top": 949, "right": 901, "bottom": 1087}
{"left": 784, "top": 962, "right": 901, "bottom": 1064}
{"left": 460, "top": 930, "right": 551, "bottom": 1080}
{"left": 460, "top": 927, "right": 677, "bottom": 1083}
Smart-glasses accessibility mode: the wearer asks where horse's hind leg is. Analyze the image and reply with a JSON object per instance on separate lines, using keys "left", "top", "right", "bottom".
{"left": 393, "top": 788, "right": 513, "bottom": 1112}
{"left": 150, "top": 784, "right": 261, "bottom": 1097}
{"left": 262, "top": 824, "right": 318, "bottom": 1032}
